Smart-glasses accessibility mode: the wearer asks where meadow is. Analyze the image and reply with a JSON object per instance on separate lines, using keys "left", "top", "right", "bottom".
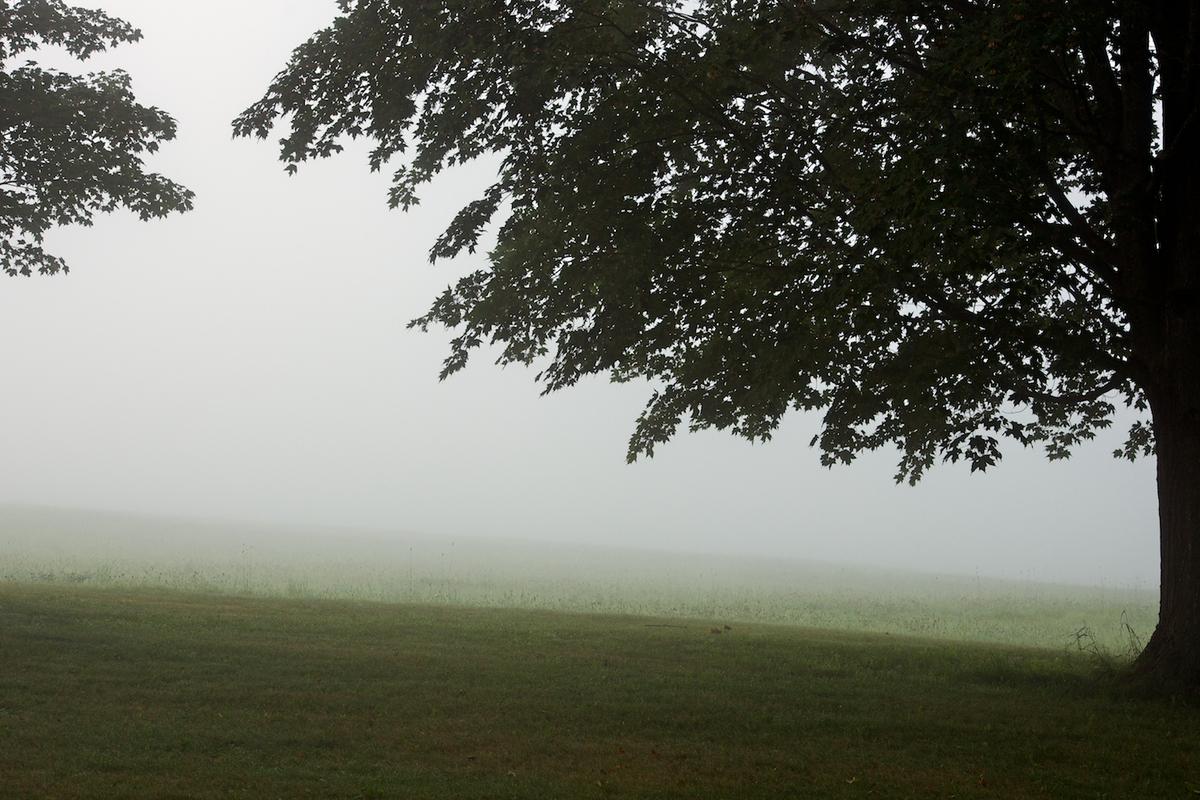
{"left": 0, "top": 506, "right": 1157, "bottom": 654}
{"left": 1, "top": 506, "right": 1190, "bottom": 799}
{"left": 2, "top": 583, "right": 1197, "bottom": 799}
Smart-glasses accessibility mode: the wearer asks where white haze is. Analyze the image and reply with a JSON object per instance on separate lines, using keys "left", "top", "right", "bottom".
{"left": 0, "top": 0, "right": 1158, "bottom": 588}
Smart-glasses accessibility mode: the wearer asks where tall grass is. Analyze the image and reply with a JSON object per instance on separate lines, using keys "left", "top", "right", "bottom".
{"left": 0, "top": 505, "right": 1156, "bottom": 654}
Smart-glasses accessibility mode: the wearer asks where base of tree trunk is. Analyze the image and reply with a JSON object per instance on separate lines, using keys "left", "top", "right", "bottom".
{"left": 1130, "top": 627, "right": 1200, "bottom": 694}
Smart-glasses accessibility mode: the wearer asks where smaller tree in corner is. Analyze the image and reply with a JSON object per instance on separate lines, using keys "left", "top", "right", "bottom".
{"left": 0, "top": 0, "right": 193, "bottom": 277}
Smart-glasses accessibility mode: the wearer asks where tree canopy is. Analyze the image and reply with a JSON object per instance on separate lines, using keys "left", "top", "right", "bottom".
{"left": 236, "top": 0, "right": 1180, "bottom": 481}
{"left": 0, "top": 0, "right": 193, "bottom": 277}
{"left": 239, "top": 0, "right": 1199, "bottom": 682}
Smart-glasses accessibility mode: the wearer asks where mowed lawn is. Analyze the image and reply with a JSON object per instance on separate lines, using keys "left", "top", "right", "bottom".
{"left": 0, "top": 584, "right": 1196, "bottom": 799}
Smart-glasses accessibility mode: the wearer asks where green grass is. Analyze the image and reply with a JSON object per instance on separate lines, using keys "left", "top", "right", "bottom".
{"left": 1, "top": 583, "right": 1195, "bottom": 799}
{"left": 0, "top": 506, "right": 1158, "bottom": 653}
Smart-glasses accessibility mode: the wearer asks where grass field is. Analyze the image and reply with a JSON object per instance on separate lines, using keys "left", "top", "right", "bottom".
{"left": 1, "top": 583, "right": 1196, "bottom": 799}
{"left": 0, "top": 506, "right": 1158, "bottom": 654}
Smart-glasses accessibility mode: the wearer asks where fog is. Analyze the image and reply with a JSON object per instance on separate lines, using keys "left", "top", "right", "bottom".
{"left": 0, "top": 0, "right": 1158, "bottom": 588}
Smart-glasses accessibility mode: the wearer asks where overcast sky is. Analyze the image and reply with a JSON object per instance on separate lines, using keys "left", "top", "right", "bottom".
{"left": 0, "top": 0, "right": 1159, "bottom": 586}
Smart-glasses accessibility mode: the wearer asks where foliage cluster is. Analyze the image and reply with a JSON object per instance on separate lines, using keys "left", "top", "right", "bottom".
{"left": 0, "top": 0, "right": 192, "bottom": 276}
{"left": 237, "top": 0, "right": 1158, "bottom": 481}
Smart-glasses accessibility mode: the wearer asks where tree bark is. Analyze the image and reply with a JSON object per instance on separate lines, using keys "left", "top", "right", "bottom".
{"left": 1134, "top": 330, "right": 1200, "bottom": 687}
{"left": 1131, "top": 2, "right": 1200, "bottom": 689}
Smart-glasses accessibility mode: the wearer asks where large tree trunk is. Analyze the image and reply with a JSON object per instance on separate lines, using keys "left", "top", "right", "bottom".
{"left": 1133, "top": 334, "right": 1200, "bottom": 687}
{"left": 1130, "top": 4, "right": 1199, "bottom": 688}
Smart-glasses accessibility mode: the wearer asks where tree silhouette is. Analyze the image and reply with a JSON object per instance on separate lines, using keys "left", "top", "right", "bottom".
{"left": 1, "top": 0, "right": 193, "bottom": 276}
{"left": 237, "top": 0, "right": 1200, "bottom": 687}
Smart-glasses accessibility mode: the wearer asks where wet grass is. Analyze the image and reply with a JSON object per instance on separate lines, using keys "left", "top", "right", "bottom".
{"left": 0, "top": 583, "right": 1196, "bottom": 799}
{"left": 0, "top": 506, "right": 1157, "bottom": 653}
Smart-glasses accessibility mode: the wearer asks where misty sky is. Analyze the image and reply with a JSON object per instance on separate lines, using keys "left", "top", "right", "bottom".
{"left": 0, "top": 0, "right": 1159, "bottom": 586}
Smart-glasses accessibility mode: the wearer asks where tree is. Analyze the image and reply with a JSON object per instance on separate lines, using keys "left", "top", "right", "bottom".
{"left": 236, "top": 0, "right": 1199, "bottom": 687}
{"left": 0, "top": 0, "right": 193, "bottom": 276}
